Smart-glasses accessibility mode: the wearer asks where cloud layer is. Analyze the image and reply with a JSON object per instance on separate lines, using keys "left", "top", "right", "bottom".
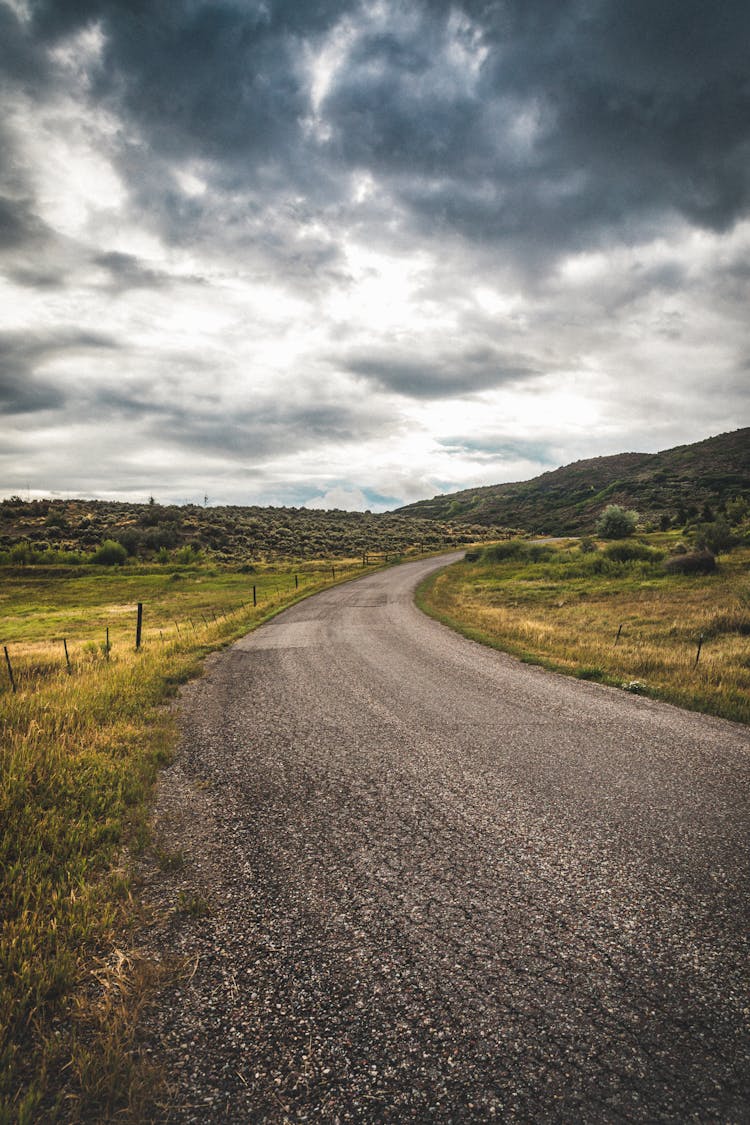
{"left": 1, "top": 0, "right": 748, "bottom": 507}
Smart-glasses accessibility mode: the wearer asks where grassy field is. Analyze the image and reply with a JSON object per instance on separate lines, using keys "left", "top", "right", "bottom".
{"left": 0, "top": 555, "right": 390, "bottom": 1123}
{"left": 418, "top": 536, "right": 750, "bottom": 725}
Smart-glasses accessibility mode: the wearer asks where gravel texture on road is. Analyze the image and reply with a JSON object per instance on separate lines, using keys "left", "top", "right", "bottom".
{"left": 138, "top": 554, "right": 750, "bottom": 1122}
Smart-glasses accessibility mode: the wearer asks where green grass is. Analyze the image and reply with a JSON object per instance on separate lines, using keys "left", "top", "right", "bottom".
{"left": 0, "top": 555, "right": 392, "bottom": 1122}
{"left": 417, "top": 537, "right": 750, "bottom": 725}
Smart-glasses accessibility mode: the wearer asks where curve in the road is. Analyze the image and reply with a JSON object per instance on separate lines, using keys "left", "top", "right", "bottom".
{"left": 141, "top": 553, "right": 750, "bottom": 1123}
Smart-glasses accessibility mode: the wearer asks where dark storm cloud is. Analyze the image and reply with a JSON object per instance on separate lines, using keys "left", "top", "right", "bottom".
{"left": 30, "top": 0, "right": 349, "bottom": 166}
{"left": 344, "top": 345, "right": 538, "bottom": 399}
{"left": 0, "top": 330, "right": 117, "bottom": 414}
{"left": 0, "top": 1, "right": 51, "bottom": 88}
{"left": 8, "top": 0, "right": 749, "bottom": 271}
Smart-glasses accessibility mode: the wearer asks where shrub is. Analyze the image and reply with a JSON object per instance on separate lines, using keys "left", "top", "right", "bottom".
{"left": 525, "top": 544, "right": 554, "bottom": 562}
{"left": 483, "top": 540, "right": 527, "bottom": 563}
{"left": 596, "top": 505, "right": 638, "bottom": 538}
{"left": 694, "top": 518, "right": 736, "bottom": 556}
{"left": 91, "top": 539, "right": 128, "bottom": 566}
{"left": 175, "top": 544, "right": 201, "bottom": 565}
{"left": 663, "top": 551, "right": 716, "bottom": 575}
{"left": 603, "top": 542, "right": 664, "bottom": 564}
{"left": 8, "top": 542, "right": 33, "bottom": 565}
{"left": 116, "top": 528, "right": 143, "bottom": 556}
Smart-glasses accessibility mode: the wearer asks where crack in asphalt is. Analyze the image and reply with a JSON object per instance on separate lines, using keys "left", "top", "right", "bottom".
{"left": 137, "top": 554, "right": 750, "bottom": 1122}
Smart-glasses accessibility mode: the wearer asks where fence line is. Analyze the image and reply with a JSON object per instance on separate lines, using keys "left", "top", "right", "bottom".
{"left": 0, "top": 557, "right": 397, "bottom": 694}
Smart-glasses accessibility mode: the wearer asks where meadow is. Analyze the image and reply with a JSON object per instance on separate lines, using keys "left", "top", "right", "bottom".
{"left": 418, "top": 536, "right": 750, "bottom": 725}
{"left": 0, "top": 555, "right": 391, "bottom": 1122}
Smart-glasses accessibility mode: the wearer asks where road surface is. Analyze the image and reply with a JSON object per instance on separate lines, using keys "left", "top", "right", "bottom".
{"left": 142, "top": 553, "right": 750, "bottom": 1122}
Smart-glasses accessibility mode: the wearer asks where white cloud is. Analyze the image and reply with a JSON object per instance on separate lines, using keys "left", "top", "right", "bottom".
{"left": 304, "top": 485, "right": 370, "bottom": 511}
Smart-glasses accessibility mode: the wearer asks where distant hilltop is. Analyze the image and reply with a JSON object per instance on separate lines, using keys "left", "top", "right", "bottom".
{"left": 395, "top": 428, "right": 750, "bottom": 535}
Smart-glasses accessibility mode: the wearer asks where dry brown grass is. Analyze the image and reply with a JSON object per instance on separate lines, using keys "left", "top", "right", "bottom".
{"left": 418, "top": 540, "right": 750, "bottom": 723}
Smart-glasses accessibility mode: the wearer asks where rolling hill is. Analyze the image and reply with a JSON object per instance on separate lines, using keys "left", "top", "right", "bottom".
{"left": 0, "top": 497, "right": 504, "bottom": 564}
{"left": 395, "top": 428, "right": 750, "bottom": 535}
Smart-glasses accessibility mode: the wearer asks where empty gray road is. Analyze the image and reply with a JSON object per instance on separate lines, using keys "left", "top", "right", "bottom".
{"left": 144, "top": 554, "right": 750, "bottom": 1122}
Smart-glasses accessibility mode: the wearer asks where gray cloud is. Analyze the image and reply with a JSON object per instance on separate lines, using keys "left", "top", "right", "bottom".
{"left": 147, "top": 397, "right": 396, "bottom": 459}
{"left": 93, "top": 251, "right": 178, "bottom": 290}
{"left": 344, "top": 345, "right": 539, "bottom": 399}
{"left": 84, "top": 376, "right": 395, "bottom": 459}
{"left": 2, "top": 1, "right": 748, "bottom": 265}
{"left": 0, "top": 194, "right": 49, "bottom": 250}
{"left": 0, "top": 330, "right": 117, "bottom": 414}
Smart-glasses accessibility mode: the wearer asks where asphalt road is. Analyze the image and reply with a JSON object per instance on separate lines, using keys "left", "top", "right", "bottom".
{"left": 144, "top": 553, "right": 750, "bottom": 1122}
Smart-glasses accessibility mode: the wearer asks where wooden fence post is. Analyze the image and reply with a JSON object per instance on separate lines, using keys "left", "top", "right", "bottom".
{"left": 253, "top": 585, "right": 257, "bottom": 607}
{"left": 135, "top": 603, "right": 143, "bottom": 649}
{"left": 63, "top": 638, "right": 71, "bottom": 673}
{"left": 4, "top": 646, "right": 16, "bottom": 693}
{"left": 695, "top": 633, "right": 704, "bottom": 665}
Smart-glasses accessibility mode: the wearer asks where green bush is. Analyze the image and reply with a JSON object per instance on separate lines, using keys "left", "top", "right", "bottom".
{"left": 482, "top": 540, "right": 527, "bottom": 562}
{"left": 603, "top": 542, "right": 664, "bottom": 563}
{"left": 175, "top": 544, "right": 201, "bottom": 565}
{"left": 596, "top": 504, "right": 638, "bottom": 538}
{"left": 694, "top": 518, "right": 736, "bottom": 555}
{"left": 91, "top": 539, "right": 128, "bottom": 566}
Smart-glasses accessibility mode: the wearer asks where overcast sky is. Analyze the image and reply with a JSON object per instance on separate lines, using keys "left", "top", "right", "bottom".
{"left": 1, "top": 0, "right": 748, "bottom": 510}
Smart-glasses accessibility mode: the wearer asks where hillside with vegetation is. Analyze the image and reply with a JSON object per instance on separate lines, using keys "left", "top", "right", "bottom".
{"left": 0, "top": 498, "right": 508, "bottom": 566}
{"left": 396, "top": 428, "right": 750, "bottom": 535}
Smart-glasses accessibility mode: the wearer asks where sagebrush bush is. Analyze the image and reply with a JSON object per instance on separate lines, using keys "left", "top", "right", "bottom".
{"left": 663, "top": 551, "right": 716, "bottom": 575}
{"left": 596, "top": 504, "right": 638, "bottom": 538}
{"left": 91, "top": 539, "right": 128, "bottom": 566}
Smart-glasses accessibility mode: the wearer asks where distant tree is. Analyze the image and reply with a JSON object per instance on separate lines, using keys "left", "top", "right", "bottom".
{"left": 595, "top": 505, "right": 638, "bottom": 538}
